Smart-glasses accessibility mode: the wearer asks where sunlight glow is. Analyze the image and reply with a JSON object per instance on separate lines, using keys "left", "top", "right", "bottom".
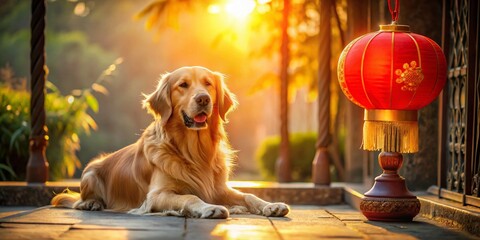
{"left": 211, "top": 224, "right": 272, "bottom": 239}
{"left": 208, "top": 4, "right": 222, "bottom": 14}
{"left": 73, "top": 2, "right": 89, "bottom": 17}
{"left": 67, "top": 95, "right": 74, "bottom": 104}
{"left": 225, "top": 0, "right": 256, "bottom": 19}
{"left": 205, "top": 0, "right": 261, "bottom": 52}
{"left": 227, "top": 181, "right": 273, "bottom": 188}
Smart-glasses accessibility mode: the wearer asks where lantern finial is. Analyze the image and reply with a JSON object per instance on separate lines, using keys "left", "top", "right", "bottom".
{"left": 388, "top": 0, "right": 400, "bottom": 23}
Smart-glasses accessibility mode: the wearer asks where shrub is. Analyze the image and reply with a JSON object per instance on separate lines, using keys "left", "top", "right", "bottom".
{"left": 0, "top": 86, "right": 28, "bottom": 180}
{"left": 0, "top": 84, "right": 91, "bottom": 180}
{"left": 0, "top": 61, "right": 120, "bottom": 180}
{"left": 255, "top": 132, "right": 318, "bottom": 182}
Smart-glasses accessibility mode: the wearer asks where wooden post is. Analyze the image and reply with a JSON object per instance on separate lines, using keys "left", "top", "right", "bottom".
{"left": 26, "top": 0, "right": 49, "bottom": 183}
{"left": 276, "top": 0, "right": 292, "bottom": 182}
{"left": 344, "top": 0, "right": 368, "bottom": 183}
{"left": 312, "top": 0, "right": 331, "bottom": 185}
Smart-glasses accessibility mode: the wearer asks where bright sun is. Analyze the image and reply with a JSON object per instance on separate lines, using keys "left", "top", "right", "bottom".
{"left": 206, "top": 0, "right": 260, "bottom": 51}
{"left": 224, "top": 0, "right": 256, "bottom": 20}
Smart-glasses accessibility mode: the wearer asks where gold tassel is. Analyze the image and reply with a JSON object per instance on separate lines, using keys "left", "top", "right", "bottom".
{"left": 363, "top": 120, "right": 418, "bottom": 153}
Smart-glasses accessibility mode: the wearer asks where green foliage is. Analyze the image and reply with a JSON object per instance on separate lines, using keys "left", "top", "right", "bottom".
{"left": 46, "top": 31, "right": 117, "bottom": 92}
{"left": 0, "top": 29, "right": 30, "bottom": 79}
{"left": 0, "top": 60, "right": 120, "bottom": 180}
{"left": 0, "top": 84, "right": 83, "bottom": 180}
{"left": 0, "top": 1, "right": 125, "bottom": 180}
{"left": 0, "top": 1, "right": 117, "bottom": 94}
{"left": 255, "top": 132, "right": 317, "bottom": 182}
{"left": 0, "top": 86, "right": 28, "bottom": 180}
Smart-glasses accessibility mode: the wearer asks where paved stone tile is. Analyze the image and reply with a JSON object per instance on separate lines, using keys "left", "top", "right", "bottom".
{"left": 0, "top": 207, "right": 83, "bottom": 225}
{"left": 324, "top": 205, "right": 368, "bottom": 221}
{"left": 270, "top": 207, "right": 344, "bottom": 227}
{"left": 277, "top": 225, "right": 363, "bottom": 239}
{"left": 287, "top": 205, "right": 335, "bottom": 219}
{"left": 270, "top": 206, "right": 363, "bottom": 239}
{"left": 330, "top": 212, "right": 367, "bottom": 221}
{"left": 368, "top": 220, "right": 477, "bottom": 240}
{"left": 365, "top": 233, "right": 419, "bottom": 240}
{"left": 284, "top": 207, "right": 335, "bottom": 220}
{"left": 208, "top": 223, "right": 278, "bottom": 240}
{"left": 186, "top": 214, "right": 279, "bottom": 240}
{"left": 1, "top": 207, "right": 185, "bottom": 231}
{"left": 184, "top": 218, "right": 225, "bottom": 240}
{"left": 345, "top": 222, "right": 390, "bottom": 235}
{"left": 0, "top": 223, "right": 70, "bottom": 240}
{"left": 57, "top": 229, "right": 184, "bottom": 240}
{"left": 0, "top": 207, "right": 36, "bottom": 219}
{"left": 74, "top": 214, "right": 185, "bottom": 231}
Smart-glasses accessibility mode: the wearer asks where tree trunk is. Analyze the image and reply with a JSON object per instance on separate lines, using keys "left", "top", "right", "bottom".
{"left": 276, "top": 0, "right": 292, "bottom": 182}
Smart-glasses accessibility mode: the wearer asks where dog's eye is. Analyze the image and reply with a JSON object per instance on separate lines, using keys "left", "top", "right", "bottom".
{"left": 205, "top": 81, "right": 212, "bottom": 86}
{"left": 179, "top": 82, "right": 188, "bottom": 88}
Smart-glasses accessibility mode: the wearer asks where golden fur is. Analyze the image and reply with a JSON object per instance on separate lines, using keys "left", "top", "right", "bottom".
{"left": 51, "top": 66, "right": 289, "bottom": 218}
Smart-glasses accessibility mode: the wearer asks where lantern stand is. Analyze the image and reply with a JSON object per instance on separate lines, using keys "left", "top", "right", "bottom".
{"left": 359, "top": 109, "right": 421, "bottom": 221}
{"left": 360, "top": 152, "right": 421, "bottom": 221}
{"left": 337, "top": 0, "right": 447, "bottom": 222}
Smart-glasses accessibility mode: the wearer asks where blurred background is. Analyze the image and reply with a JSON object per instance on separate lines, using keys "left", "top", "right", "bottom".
{"left": 0, "top": 0, "right": 347, "bottom": 181}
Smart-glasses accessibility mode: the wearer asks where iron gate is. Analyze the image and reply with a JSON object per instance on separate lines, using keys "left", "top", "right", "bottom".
{"left": 437, "top": 0, "right": 480, "bottom": 206}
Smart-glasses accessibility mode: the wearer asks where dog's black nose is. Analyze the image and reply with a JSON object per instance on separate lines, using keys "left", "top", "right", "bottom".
{"left": 195, "top": 93, "right": 210, "bottom": 106}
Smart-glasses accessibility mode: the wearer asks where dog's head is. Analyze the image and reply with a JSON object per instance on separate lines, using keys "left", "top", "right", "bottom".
{"left": 144, "top": 66, "right": 237, "bottom": 130}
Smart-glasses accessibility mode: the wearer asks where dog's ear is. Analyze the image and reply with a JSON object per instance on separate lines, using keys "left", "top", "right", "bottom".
{"left": 213, "top": 72, "right": 238, "bottom": 122}
{"left": 143, "top": 73, "right": 172, "bottom": 126}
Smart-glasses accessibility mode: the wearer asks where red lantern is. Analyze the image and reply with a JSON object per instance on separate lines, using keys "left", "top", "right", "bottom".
{"left": 337, "top": 24, "right": 447, "bottom": 153}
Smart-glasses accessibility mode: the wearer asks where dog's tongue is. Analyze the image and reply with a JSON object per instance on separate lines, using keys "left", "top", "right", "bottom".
{"left": 194, "top": 114, "right": 207, "bottom": 123}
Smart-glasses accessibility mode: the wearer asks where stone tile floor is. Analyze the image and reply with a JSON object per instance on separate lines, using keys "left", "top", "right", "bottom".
{"left": 0, "top": 205, "right": 477, "bottom": 240}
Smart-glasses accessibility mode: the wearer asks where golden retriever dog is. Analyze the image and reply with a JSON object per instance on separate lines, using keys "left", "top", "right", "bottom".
{"left": 51, "top": 66, "right": 289, "bottom": 219}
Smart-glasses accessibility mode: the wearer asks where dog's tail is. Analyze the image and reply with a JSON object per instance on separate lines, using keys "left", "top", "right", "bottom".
{"left": 51, "top": 189, "right": 80, "bottom": 208}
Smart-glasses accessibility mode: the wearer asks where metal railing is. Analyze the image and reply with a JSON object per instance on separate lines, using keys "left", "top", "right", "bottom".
{"left": 437, "top": 0, "right": 480, "bottom": 207}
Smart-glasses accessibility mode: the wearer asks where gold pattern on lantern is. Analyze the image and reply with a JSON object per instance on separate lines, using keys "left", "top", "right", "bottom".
{"left": 337, "top": 37, "right": 363, "bottom": 107}
{"left": 395, "top": 61, "right": 424, "bottom": 91}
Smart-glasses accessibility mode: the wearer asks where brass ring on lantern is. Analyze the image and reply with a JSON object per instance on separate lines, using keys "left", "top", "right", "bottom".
{"left": 364, "top": 109, "right": 418, "bottom": 122}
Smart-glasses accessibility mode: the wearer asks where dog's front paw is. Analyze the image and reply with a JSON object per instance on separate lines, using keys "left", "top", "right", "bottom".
{"left": 228, "top": 205, "right": 249, "bottom": 215}
{"left": 128, "top": 208, "right": 145, "bottom": 215}
{"left": 74, "top": 199, "right": 104, "bottom": 211}
{"left": 262, "top": 203, "right": 290, "bottom": 217}
{"left": 198, "top": 205, "right": 229, "bottom": 219}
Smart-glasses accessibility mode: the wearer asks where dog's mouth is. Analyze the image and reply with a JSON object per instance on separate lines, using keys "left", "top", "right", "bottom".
{"left": 182, "top": 111, "right": 208, "bottom": 129}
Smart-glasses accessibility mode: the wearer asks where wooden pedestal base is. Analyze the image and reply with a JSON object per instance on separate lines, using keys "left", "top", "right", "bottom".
{"left": 360, "top": 197, "right": 420, "bottom": 221}
{"left": 360, "top": 152, "right": 420, "bottom": 222}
